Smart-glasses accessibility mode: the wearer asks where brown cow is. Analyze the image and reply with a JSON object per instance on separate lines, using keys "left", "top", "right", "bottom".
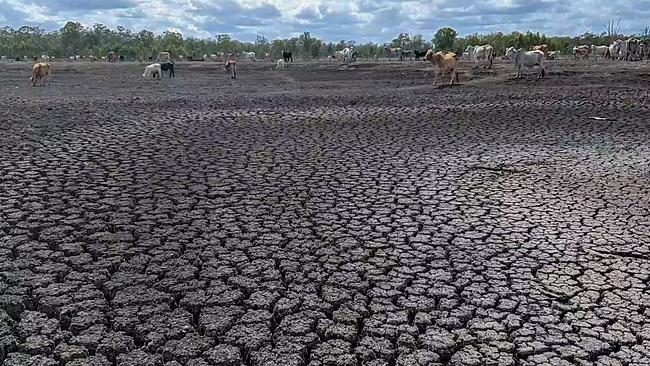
{"left": 532, "top": 44, "right": 549, "bottom": 57}
{"left": 225, "top": 60, "right": 237, "bottom": 79}
{"left": 425, "top": 50, "right": 459, "bottom": 85}
{"left": 30, "top": 62, "right": 51, "bottom": 86}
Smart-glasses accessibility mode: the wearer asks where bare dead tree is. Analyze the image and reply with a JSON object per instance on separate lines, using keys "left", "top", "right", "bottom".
{"left": 605, "top": 18, "right": 622, "bottom": 42}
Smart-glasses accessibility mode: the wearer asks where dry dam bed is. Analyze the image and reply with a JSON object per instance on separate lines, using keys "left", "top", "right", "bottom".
{"left": 1, "top": 60, "right": 650, "bottom": 365}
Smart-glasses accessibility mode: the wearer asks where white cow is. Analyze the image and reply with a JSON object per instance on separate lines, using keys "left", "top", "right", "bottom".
{"left": 276, "top": 59, "right": 286, "bottom": 69}
{"left": 209, "top": 53, "right": 225, "bottom": 62}
{"left": 590, "top": 45, "right": 610, "bottom": 60}
{"left": 334, "top": 49, "right": 346, "bottom": 61}
{"left": 505, "top": 47, "right": 546, "bottom": 79}
{"left": 338, "top": 48, "right": 356, "bottom": 62}
{"left": 143, "top": 63, "right": 162, "bottom": 79}
{"left": 465, "top": 45, "right": 495, "bottom": 68}
{"left": 547, "top": 51, "right": 561, "bottom": 60}
{"left": 623, "top": 38, "right": 640, "bottom": 61}
{"left": 241, "top": 51, "right": 256, "bottom": 61}
{"left": 345, "top": 48, "right": 358, "bottom": 62}
{"left": 640, "top": 40, "right": 650, "bottom": 61}
{"left": 608, "top": 41, "right": 622, "bottom": 60}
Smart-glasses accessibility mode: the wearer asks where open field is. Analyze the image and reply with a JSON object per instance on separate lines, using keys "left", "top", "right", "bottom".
{"left": 1, "top": 59, "right": 650, "bottom": 365}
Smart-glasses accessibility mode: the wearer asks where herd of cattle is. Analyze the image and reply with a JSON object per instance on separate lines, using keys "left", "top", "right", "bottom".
{"left": 18, "top": 37, "right": 650, "bottom": 87}
{"left": 570, "top": 38, "right": 650, "bottom": 61}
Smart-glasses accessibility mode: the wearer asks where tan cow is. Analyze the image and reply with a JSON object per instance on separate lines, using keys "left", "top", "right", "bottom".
{"left": 425, "top": 50, "right": 459, "bottom": 85}
{"left": 532, "top": 44, "right": 549, "bottom": 57}
{"left": 225, "top": 60, "right": 237, "bottom": 79}
{"left": 30, "top": 62, "right": 52, "bottom": 86}
{"left": 158, "top": 52, "right": 171, "bottom": 62}
{"left": 573, "top": 46, "right": 590, "bottom": 60}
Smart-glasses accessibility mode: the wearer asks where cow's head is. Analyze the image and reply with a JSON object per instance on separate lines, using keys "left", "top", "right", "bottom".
{"left": 424, "top": 49, "right": 435, "bottom": 62}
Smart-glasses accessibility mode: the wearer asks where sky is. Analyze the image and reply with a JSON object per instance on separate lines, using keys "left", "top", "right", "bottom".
{"left": 1, "top": 0, "right": 648, "bottom": 42}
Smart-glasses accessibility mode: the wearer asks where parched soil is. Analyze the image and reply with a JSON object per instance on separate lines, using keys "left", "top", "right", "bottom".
{"left": 1, "top": 59, "right": 650, "bottom": 366}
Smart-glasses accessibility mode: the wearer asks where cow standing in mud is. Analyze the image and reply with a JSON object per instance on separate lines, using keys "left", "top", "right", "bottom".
{"left": 425, "top": 50, "right": 459, "bottom": 85}
{"left": 143, "top": 63, "right": 162, "bottom": 79}
{"left": 225, "top": 60, "right": 237, "bottom": 79}
{"left": 160, "top": 62, "right": 175, "bottom": 77}
{"left": 30, "top": 62, "right": 52, "bottom": 86}
{"left": 282, "top": 51, "right": 293, "bottom": 62}
{"left": 414, "top": 50, "right": 428, "bottom": 60}
{"left": 506, "top": 47, "right": 546, "bottom": 79}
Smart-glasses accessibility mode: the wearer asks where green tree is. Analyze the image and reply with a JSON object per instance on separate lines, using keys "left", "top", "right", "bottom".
{"left": 60, "top": 21, "right": 84, "bottom": 56}
{"left": 409, "top": 34, "right": 429, "bottom": 51}
{"left": 433, "top": 27, "right": 457, "bottom": 52}
{"left": 391, "top": 33, "right": 411, "bottom": 48}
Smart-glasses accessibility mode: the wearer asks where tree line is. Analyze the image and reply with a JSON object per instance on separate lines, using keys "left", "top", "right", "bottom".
{"left": 0, "top": 21, "right": 643, "bottom": 61}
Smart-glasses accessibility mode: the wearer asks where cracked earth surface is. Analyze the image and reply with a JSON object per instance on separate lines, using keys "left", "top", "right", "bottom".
{"left": 1, "top": 60, "right": 650, "bottom": 365}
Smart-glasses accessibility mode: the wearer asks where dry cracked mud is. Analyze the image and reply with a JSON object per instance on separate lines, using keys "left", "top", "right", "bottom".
{"left": 0, "top": 59, "right": 649, "bottom": 366}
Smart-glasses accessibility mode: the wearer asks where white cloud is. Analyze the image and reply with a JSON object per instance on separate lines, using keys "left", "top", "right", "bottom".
{"left": 1, "top": 0, "right": 648, "bottom": 41}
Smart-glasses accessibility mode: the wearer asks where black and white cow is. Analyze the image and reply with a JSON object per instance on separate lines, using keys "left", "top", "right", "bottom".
{"left": 160, "top": 62, "right": 175, "bottom": 77}
{"left": 414, "top": 50, "right": 428, "bottom": 60}
{"left": 282, "top": 51, "right": 293, "bottom": 62}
